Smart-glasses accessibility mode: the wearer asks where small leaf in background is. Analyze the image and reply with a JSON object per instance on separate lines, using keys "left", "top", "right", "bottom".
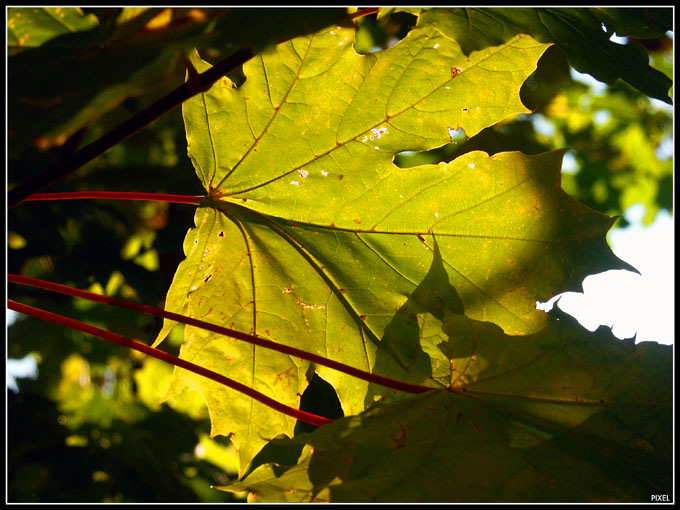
{"left": 7, "top": 7, "right": 99, "bottom": 55}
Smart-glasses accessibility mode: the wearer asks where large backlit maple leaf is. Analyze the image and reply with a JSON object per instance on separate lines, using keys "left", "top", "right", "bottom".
{"left": 154, "top": 23, "right": 631, "bottom": 474}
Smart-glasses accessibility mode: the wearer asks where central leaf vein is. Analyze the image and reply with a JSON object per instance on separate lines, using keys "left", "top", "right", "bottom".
{"left": 216, "top": 36, "right": 315, "bottom": 189}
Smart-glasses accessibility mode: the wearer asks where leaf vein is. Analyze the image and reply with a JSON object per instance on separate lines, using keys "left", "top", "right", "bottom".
{"left": 216, "top": 36, "right": 315, "bottom": 189}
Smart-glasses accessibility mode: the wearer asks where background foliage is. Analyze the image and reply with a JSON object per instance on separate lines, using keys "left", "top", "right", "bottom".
{"left": 7, "top": 7, "right": 672, "bottom": 502}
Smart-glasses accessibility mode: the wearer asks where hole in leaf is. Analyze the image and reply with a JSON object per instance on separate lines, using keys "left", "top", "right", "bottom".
{"left": 296, "top": 373, "right": 344, "bottom": 435}
{"left": 353, "top": 11, "right": 417, "bottom": 55}
{"left": 394, "top": 128, "right": 466, "bottom": 169}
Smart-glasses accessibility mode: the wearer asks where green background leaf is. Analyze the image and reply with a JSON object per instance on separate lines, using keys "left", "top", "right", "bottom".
{"left": 218, "top": 309, "right": 671, "bottom": 502}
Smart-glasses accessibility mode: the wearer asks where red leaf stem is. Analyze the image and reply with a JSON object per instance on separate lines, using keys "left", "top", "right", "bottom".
{"left": 7, "top": 299, "right": 332, "bottom": 428}
{"left": 8, "top": 273, "right": 433, "bottom": 395}
{"left": 24, "top": 191, "right": 206, "bottom": 205}
{"left": 349, "top": 8, "right": 379, "bottom": 19}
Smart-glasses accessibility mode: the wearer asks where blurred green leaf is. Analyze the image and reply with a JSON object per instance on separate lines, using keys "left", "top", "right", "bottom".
{"left": 591, "top": 7, "right": 672, "bottom": 38}
{"left": 7, "top": 7, "right": 99, "bottom": 55}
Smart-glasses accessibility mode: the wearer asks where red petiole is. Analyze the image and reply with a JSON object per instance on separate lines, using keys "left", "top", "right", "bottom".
{"left": 8, "top": 274, "right": 432, "bottom": 396}
{"left": 7, "top": 299, "right": 332, "bottom": 428}
{"left": 24, "top": 191, "right": 206, "bottom": 205}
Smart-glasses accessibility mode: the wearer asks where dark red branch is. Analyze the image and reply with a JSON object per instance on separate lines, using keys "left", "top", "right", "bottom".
{"left": 7, "top": 299, "right": 332, "bottom": 427}
{"left": 7, "top": 8, "right": 382, "bottom": 210}
{"left": 8, "top": 273, "right": 433, "bottom": 395}
{"left": 24, "top": 191, "right": 206, "bottom": 205}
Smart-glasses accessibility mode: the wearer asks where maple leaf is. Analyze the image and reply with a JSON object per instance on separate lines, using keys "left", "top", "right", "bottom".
{"left": 154, "top": 23, "right": 630, "bottom": 474}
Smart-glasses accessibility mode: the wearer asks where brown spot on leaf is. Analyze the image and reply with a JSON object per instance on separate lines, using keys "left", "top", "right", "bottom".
{"left": 388, "top": 421, "right": 408, "bottom": 449}
{"left": 274, "top": 366, "right": 296, "bottom": 386}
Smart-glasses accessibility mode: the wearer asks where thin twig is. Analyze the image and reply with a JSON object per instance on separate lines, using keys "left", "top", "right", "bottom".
{"left": 7, "top": 299, "right": 332, "bottom": 427}
{"left": 349, "top": 7, "right": 379, "bottom": 19}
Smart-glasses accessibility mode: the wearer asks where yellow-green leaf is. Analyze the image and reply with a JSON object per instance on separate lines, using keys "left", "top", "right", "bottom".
{"left": 158, "top": 23, "right": 631, "bottom": 474}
